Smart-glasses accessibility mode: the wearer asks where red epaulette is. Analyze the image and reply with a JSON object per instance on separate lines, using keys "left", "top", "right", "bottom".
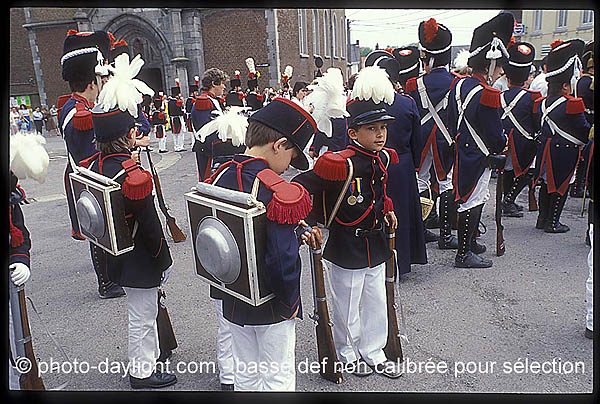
{"left": 120, "top": 159, "right": 153, "bottom": 200}
{"left": 238, "top": 92, "right": 245, "bottom": 100}
{"left": 195, "top": 95, "right": 214, "bottom": 111}
{"left": 449, "top": 72, "right": 465, "bottom": 89}
{"left": 78, "top": 152, "right": 101, "bottom": 168}
{"left": 313, "top": 149, "right": 356, "bottom": 181}
{"left": 57, "top": 94, "right": 71, "bottom": 121}
{"left": 158, "top": 111, "right": 165, "bottom": 120}
{"left": 404, "top": 76, "right": 418, "bottom": 93}
{"left": 382, "top": 147, "right": 399, "bottom": 165}
{"left": 257, "top": 94, "right": 264, "bottom": 101}
{"left": 256, "top": 168, "right": 312, "bottom": 225}
{"left": 9, "top": 205, "right": 24, "bottom": 248}
{"left": 533, "top": 95, "right": 546, "bottom": 113}
{"left": 480, "top": 85, "right": 501, "bottom": 108}
{"left": 526, "top": 89, "right": 542, "bottom": 102}
{"left": 176, "top": 99, "right": 183, "bottom": 107}
{"left": 72, "top": 102, "right": 93, "bottom": 131}
{"left": 566, "top": 96, "right": 586, "bottom": 114}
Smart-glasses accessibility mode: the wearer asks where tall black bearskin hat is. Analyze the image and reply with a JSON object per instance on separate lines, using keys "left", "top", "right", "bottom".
{"left": 546, "top": 39, "right": 585, "bottom": 84}
{"left": 230, "top": 70, "right": 242, "bottom": 88}
{"left": 418, "top": 18, "right": 453, "bottom": 68}
{"left": 61, "top": 30, "right": 112, "bottom": 83}
{"left": 582, "top": 40, "right": 594, "bottom": 72}
{"left": 365, "top": 50, "right": 401, "bottom": 84}
{"left": 504, "top": 41, "right": 535, "bottom": 84}
{"left": 249, "top": 97, "right": 316, "bottom": 170}
{"left": 92, "top": 53, "right": 154, "bottom": 143}
{"left": 468, "top": 12, "right": 514, "bottom": 76}
{"left": 110, "top": 39, "right": 131, "bottom": 64}
{"left": 392, "top": 46, "right": 420, "bottom": 86}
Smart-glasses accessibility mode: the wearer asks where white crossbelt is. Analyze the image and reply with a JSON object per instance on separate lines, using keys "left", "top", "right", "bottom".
{"left": 417, "top": 76, "right": 453, "bottom": 145}
{"left": 455, "top": 79, "right": 490, "bottom": 156}
{"left": 500, "top": 89, "right": 533, "bottom": 140}
{"left": 541, "top": 97, "right": 586, "bottom": 146}
{"left": 193, "top": 96, "right": 223, "bottom": 142}
{"left": 60, "top": 106, "right": 83, "bottom": 172}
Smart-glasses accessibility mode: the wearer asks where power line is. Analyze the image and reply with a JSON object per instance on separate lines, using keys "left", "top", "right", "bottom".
{"left": 350, "top": 9, "right": 454, "bottom": 27}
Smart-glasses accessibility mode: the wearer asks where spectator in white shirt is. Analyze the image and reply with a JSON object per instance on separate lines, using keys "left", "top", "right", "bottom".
{"left": 32, "top": 106, "right": 44, "bottom": 135}
{"left": 529, "top": 56, "right": 548, "bottom": 97}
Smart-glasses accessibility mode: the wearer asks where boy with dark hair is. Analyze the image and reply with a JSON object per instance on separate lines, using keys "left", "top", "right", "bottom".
{"left": 205, "top": 97, "right": 321, "bottom": 391}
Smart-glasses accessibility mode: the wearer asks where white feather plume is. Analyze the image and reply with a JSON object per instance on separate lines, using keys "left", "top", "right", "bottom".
{"left": 10, "top": 132, "right": 49, "bottom": 183}
{"left": 245, "top": 57, "right": 256, "bottom": 73}
{"left": 304, "top": 68, "right": 349, "bottom": 137}
{"left": 197, "top": 106, "right": 250, "bottom": 147}
{"left": 234, "top": 70, "right": 240, "bottom": 77}
{"left": 98, "top": 53, "right": 155, "bottom": 118}
{"left": 453, "top": 49, "right": 470, "bottom": 71}
{"left": 284, "top": 65, "right": 293, "bottom": 78}
{"left": 350, "top": 65, "right": 395, "bottom": 105}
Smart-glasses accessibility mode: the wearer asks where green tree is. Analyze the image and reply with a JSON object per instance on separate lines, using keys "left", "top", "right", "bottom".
{"left": 359, "top": 46, "right": 373, "bottom": 57}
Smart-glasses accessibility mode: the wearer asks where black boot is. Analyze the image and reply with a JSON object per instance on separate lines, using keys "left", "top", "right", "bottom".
{"left": 130, "top": 371, "right": 177, "bottom": 389}
{"left": 544, "top": 192, "right": 570, "bottom": 233}
{"left": 422, "top": 190, "right": 440, "bottom": 229}
{"left": 424, "top": 228, "right": 439, "bottom": 243}
{"left": 438, "top": 190, "right": 458, "bottom": 249}
{"left": 502, "top": 172, "right": 528, "bottom": 217}
{"left": 455, "top": 207, "right": 492, "bottom": 268}
{"left": 536, "top": 182, "right": 550, "bottom": 229}
{"left": 570, "top": 161, "right": 586, "bottom": 198}
{"left": 90, "top": 243, "right": 126, "bottom": 299}
{"left": 469, "top": 204, "right": 487, "bottom": 255}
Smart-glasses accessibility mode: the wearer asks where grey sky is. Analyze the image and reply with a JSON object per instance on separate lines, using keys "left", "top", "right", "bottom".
{"left": 347, "top": 9, "right": 503, "bottom": 48}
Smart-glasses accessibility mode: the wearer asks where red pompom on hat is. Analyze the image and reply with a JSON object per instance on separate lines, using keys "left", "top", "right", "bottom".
{"left": 550, "top": 39, "right": 564, "bottom": 50}
{"left": 424, "top": 18, "right": 439, "bottom": 43}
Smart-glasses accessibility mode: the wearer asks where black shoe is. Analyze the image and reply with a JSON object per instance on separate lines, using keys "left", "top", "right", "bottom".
{"left": 438, "top": 234, "right": 458, "bottom": 250}
{"left": 455, "top": 251, "right": 493, "bottom": 268}
{"left": 220, "top": 383, "right": 234, "bottom": 391}
{"left": 585, "top": 328, "right": 594, "bottom": 339}
{"left": 159, "top": 150, "right": 168, "bottom": 153}
{"left": 424, "top": 228, "right": 439, "bottom": 243}
{"left": 535, "top": 217, "right": 547, "bottom": 230}
{"left": 146, "top": 147, "right": 153, "bottom": 151}
{"left": 157, "top": 349, "right": 173, "bottom": 363}
{"left": 544, "top": 222, "right": 570, "bottom": 233}
{"left": 99, "top": 281, "right": 126, "bottom": 299}
{"left": 424, "top": 214, "right": 440, "bottom": 229}
{"left": 130, "top": 371, "right": 177, "bottom": 389}
{"left": 470, "top": 239, "right": 487, "bottom": 255}
{"left": 502, "top": 201, "right": 523, "bottom": 218}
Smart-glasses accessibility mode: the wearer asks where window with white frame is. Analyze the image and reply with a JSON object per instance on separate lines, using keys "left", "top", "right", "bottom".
{"left": 557, "top": 10, "right": 568, "bottom": 28}
{"left": 534, "top": 10, "right": 543, "bottom": 31}
{"left": 332, "top": 12, "right": 337, "bottom": 57}
{"left": 582, "top": 10, "right": 594, "bottom": 25}
{"left": 341, "top": 16, "right": 345, "bottom": 58}
{"left": 323, "top": 11, "right": 330, "bottom": 57}
{"left": 313, "top": 10, "right": 320, "bottom": 56}
{"left": 298, "top": 9, "right": 308, "bottom": 55}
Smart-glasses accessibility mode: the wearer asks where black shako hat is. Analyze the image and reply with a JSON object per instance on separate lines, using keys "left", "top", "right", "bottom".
{"left": 189, "top": 76, "right": 199, "bottom": 94}
{"left": 346, "top": 98, "right": 394, "bottom": 129}
{"left": 91, "top": 104, "right": 136, "bottom": 143}
{"left": 392, "top": 46, "right": 420, "bottom": 85}
{"left": 418, "top": 18, "right": 453, "bottom": 66}
{"left": 468, "top": 12, "right": 514, "bottom": 71}
{"left": 504, "top": 41, "right": 535, "bottom": 84}
{"left": 365, "top": 50, "right": 401, "bottom": 83}
{"left": 110, "top": 39, "right": 130, "bottom": 64}
{"left": 230, "top": 70, "right": 242, "bottom": 88}
{"left": 61, "top": 30, "right": 111, "bottom": 83}
{"left": 582, "top": 40, "right": 594, "bottom": 71}
{"left": 546, "top": 39, "right": 585, "bottom": 84}
{"left": 248, "top": 97, "right": 317, "bottom": 170}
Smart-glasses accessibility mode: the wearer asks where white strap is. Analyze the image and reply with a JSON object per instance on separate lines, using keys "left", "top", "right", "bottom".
{"left": 417, "top": 77, "right": 453, "bottom": 145}
{"left": 60, "top": 106, "right": 81, "bottom": 172}
{"left": 456, "top": 79, "right": 490, "bottom": 156}
{"left": 541, "top": 97, "right": 586, "bottom": 146}
{"left": 500, "top": 90, "right": 533, "bottom": 140}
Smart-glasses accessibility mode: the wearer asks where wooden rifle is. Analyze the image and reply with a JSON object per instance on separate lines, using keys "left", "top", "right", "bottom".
{"left": 382, "top": 225, "right": 404, "bottom": 363}
{"left": 308, "top": 232, "right": 343, "bottom": 384}
{"left": 496, "top": 169, "right": 506, "bottom": 256}
{"left": 145, "top": 148, "right": 187, "bottom": 243}
{"left": 9, "top": 281, "right": 45, "bottom": 390}
{"left": 528, "top": 176, "right": 538, "bottom": 211}
{"left": 157, "top": 288, "right": 178, "bottom": 356}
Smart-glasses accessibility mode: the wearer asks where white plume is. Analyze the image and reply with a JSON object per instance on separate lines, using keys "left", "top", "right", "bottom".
{"left": 245, "top": 57, "right": 256, "bottom": 73}
{"left": 350, "top": 65, "right": 395, "bottom": 105}
{"left": 10, "top": 132, "right": 49, "bottom": 183}
{"left": 284, "top": 65, "right": 293, "bottom": 77}
{"left": 304, "top": 67, "right": 349, "bottom": 137}
{"left": 197, "top": 106, "right": 250, "bottom": 147}
{"left": 98, "top": 53, "right": 155, "bottom": 118}
{"left": 234, "top": 70, "right": 240, "bottom": 77}
{"left": 453, "top": 49, "right": 470, "bottom": 71}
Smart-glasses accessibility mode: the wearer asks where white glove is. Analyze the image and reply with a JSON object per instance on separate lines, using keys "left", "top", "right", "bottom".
{"left": 9, "top": 262, "right": 30, "bottom": 286}
{"left": 161, "top": 267, "right": 173, "bottom": 287}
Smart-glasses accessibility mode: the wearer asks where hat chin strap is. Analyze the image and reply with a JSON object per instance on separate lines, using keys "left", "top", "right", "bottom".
{"left": 487, "top": 59, "right": 497, "bottom": 85}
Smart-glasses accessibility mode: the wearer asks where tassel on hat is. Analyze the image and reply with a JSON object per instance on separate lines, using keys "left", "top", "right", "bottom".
{"left": 424, "top": 18, "right": 438, "bottom": 43}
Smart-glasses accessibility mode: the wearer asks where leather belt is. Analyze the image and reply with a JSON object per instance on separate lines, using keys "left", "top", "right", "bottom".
{"left": 354, "top": 223, "right": 383, "bottom": 238}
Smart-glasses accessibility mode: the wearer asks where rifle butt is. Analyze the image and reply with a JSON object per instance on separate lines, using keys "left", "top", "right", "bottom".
{"left": 315, "top": 320, "right": 343, "bottom": 383}
{"left": 157, "top": 292, "right": 178, "bottom": 352}
{"left": 18, "top": 290, "right": 45, "bottom": 390}
{"left": 167, "top": 218, "right": 187, "bottom": 243}
{"left": 383, "top": 228, "right": 403, "bottom": 363}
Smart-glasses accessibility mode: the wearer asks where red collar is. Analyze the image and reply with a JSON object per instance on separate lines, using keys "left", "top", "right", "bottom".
{"left": 472, "top": 72, "right": 488, "bottom": 85}
{"left": 71, "top": 93, "right": 94, "bottom": 108}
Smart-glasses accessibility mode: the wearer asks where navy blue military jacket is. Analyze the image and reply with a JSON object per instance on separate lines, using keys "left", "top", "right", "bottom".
{"left": 59, "top": 94, "right": 98, "bottom": 166}
{"left": 534, "top": 94, "right": 591, "bottom": 195}
{"left": 225, "top": 90, "right": 245, "bottom": 107}
{"left": 406, "top": 67, "right": 460, "bottom": 179}
{"left": 576, "top": 74, "right": 594, "bottom": 125}
{"left": 384, "top": 92, "right": 422, "bottom": 169}
{"left": 136, "top": 105, "right": 152, "bottom": 137}
{"left": 213, "top": 155, "right": 303, "bottom": 326}
{"left": 168, "top": 97, "right": 184, "bottom": 116}
{"left": 84, "top": 151, "right": 172, "bottom": 288}
{"left": 294, "top": 141, "right": 394, "bottom": 269}
{"left": 245, "top": 92, "right": 264, "bottom": 111}
{"left": 191, "top": 91, "right": 221, "bottom": 155}
{"left": 500, "top": 86, "right": 542, "bottom": 177}
{"left": 9, "top": 172, "right": 31, "bottom": 268}
{"left": 447, "top": 74, "right": 507, "bottom": 201}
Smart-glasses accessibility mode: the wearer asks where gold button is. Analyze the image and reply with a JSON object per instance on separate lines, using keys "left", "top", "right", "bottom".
{"left": 465, "top": 143, "right": 469, "bottom": 147}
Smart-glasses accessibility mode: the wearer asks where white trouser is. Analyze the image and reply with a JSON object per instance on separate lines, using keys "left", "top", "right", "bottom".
{"left": 586, "top": 224, "right": 594, "bottom": 331}
{"left": 123, "top": 287, "right": 160, "bottom": 379}
{"left": 458, "top": 168, "right": 491, "bottom": 212}
{"left": 418, "top": 145, "right": 453, "bottom": 194}
{"left": 229, "top": 318, "right": 296, "bottom": 391}
{"left": 8, "top": 301, "right": 20, "bottom": 390}
{"left": 326, "top": 260, "right": 388, "bottom": 367}
{"left": 214, "top": 299, "right": 234, "bottom": 384}
{"left": 172, "top": 117, "right": 185, "bottom": 151}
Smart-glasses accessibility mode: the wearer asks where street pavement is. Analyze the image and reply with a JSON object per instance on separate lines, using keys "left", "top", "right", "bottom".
{"left": 15, "top": 131, "right": 593, "bottom": 393}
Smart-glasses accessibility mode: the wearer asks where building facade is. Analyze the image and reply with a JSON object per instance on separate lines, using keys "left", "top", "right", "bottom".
{"left": 10, "top": 7, "right": 350, "bottom": 109}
